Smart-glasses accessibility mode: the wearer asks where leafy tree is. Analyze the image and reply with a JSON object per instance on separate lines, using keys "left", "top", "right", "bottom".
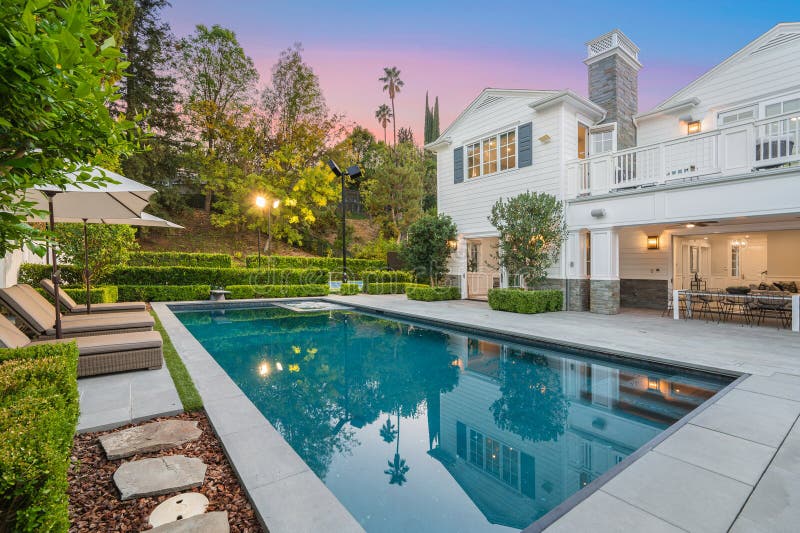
{"left": 379, "top": 66, "right": 404, "bottom": 146}
{"left": 402, "top": 213, "right": 457, "bottom": 286}
{"left": 0, "top": 0, "right": 140, "bottom": 257}
{"left": 397, "top": 127, "right": 414, "bottom": 146}
{"left": 489, "top": 191, "right": 566, "bottom": 287}
{"left": 54, "top": 223, "right": 139, "bottom": 286}
{"left": 422, "top": 150, "right": 437, "bottom": 212}
{"left": 178, "top": 24, "right": 259, "bottom": 211}
{"left": 375, "top": 104, "right": 392, "bottom": 145}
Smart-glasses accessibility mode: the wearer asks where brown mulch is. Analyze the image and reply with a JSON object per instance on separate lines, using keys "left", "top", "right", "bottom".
{"left": 68, "top": 411, "right": 265, "bottom": 532}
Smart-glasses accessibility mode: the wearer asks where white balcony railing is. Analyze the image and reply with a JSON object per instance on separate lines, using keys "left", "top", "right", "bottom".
{"left": 567, "top": 110, "right": 800, "bottom": 198}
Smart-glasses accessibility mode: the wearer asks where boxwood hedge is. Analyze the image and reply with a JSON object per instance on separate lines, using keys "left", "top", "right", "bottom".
{"left": 116, "top": 285, "right": 211, "bottom": 302}
{"left": 405, "top": 286, "right": 461, "bottom": 301}
{"left": 366, "top": 282, "right": 428, "bottom": 295}
{"left": 487, "top": 288, "right": 563, "bottom": 314}
{"left": 128, "top": 251, "right": 232, "bottom": 268}
{"left": 361, "top": 270, "right": 415, "bottom": 288}
{"left": 244, "top": 255, "right": 386, "bottom": 273}
{"left": 37, "top": 285, "right": 118, "bottom": 305}
{"left": 226, "top": 284, "right": 329, "bottom": 299}
{"left": 339, "top": 283, "right": 362, "bottom": 295}
{"left": 0, "top": 343, "right": 79, "bottom": 532}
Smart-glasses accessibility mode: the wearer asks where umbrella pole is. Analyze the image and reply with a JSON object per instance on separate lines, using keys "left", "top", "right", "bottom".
{"left": 83, "top": 219, "right": 91, "bottom": 314}
{"left": 46, "top": 192, "right": 63, "bottom": 339}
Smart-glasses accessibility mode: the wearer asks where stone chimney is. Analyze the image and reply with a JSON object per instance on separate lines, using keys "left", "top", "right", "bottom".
{"left": 585, "top": 30, "right": 641, "bottom": 150}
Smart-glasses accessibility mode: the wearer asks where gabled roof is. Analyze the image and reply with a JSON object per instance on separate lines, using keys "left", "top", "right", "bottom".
{"left": 651, "top": 22, "right": 800, "bottom": 112}
{"left": 424, "top": 88, "right": 558, "bottom": 151}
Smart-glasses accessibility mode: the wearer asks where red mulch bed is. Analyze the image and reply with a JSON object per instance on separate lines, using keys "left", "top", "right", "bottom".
{"left": 68, "top": 411, "right": 265, "bottom": 532}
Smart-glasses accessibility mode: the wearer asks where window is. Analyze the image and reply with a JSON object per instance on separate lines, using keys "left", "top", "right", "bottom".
{"left": 482, "top": 136, "right": 497, "bottom": 174}
{"left": 469, "top": 429, "right": 484, "bottom": 466}
{"left": 467, "top": 142, "right": 481, "bottom": 178}
{"left": 485, "top": 437, "right": 501, "bottom": 478}
{"left": 465, "top": 129, "right": 517, "bottom": 178}
{"left": 718, "top": 106, "right": 756, "bottom": 126}
{"left": 502, "top": 445, "right": 519, "bottom": 487}
{"left": 764, "top": 96, "right": 800, "bottom": 118}
{"left": 500, "top": 131, "right": 516, "bottom": 169}
{"left": 463, "top": 425, "right": 522, "bottom": 491}
{"left": 590, "top": 130, "right": 613, "bottom": 154}
{"left": 731, "top": 244, "right": 740, "bottom": 278}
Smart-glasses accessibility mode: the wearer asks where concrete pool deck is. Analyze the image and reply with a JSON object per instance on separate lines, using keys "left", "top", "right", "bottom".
{"left": 153, "top": 296, "right": 800, "bottom": 533}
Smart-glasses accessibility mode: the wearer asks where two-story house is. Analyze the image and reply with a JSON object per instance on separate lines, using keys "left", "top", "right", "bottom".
{"left": 426, "top": 24, "right": 800, "bottom": 314}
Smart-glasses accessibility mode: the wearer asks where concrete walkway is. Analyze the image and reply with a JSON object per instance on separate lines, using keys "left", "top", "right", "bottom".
{"left": 325, "top": 295, "right": 800, "bottom": 533}
{"left": 77, "top": 364, "right": 182, "bottom": 433}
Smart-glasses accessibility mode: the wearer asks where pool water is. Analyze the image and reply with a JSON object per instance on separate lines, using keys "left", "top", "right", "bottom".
{"left": 176, "top": 305, "right": 732, "bottom": 532}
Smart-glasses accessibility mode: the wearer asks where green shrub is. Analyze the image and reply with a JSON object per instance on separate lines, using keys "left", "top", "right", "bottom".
{"left": 37, "top": 285, "right": 118, "bottom": 305}
{"left": 487, "top": 288, "right": 563, "bottom": 314}
{"left": 226, "top": 284, "right": 329, "bottom": 299}
{"left": 116, "top": 285, "right": 211, "bottom": 302}
{"left": 0, "top": 343, "right": 79, "bottom": 532}
{"left": 18, "top": 264, "right": 83, "bottom": 286}
{"left": 405, "top": 285, "right": 461, "bottom": 301}
{"left": 366, "top": 282, "right": 427, "bottom": 295}
{"left": 244, "top": 255, "right": 386, "bottom": 274}
{"left": 361, "top": 270, "right": 415, "bottom": 288}
{"left": 339, "top": 283, "right": 362, "bottom": 295}
{"left": 103, "top": 266, "right": 328, "bottom": 286}
{"left": 128, "top": 251, "right": 232, "bottom": 268}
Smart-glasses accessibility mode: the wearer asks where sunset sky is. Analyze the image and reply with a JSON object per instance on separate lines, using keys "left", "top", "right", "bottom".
{"left": 164, "top": 0, "right": 799, "bottom": 143}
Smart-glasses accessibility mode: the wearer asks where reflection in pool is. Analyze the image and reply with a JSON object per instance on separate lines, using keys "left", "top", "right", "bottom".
{"left": 176, "top": 306, "right": 732, "bottom": 532}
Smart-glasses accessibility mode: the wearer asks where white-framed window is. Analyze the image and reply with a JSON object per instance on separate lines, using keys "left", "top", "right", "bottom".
{"left": 465, "top": 427, "right": 521, "bottom": 490}
{"left": 590, "top": 130, "right": 614, "bottom": 154}
{"left": 731, "top": 244, "right": 741, "bottom": 278}
{"left": 465, "top": 129, "right": 517, "bottom": 178}
{"left": 763, "top": 95, "right": 800, "bottom": 118}
{"left": 718, "top": 105, "right": 757, "bottom": 126}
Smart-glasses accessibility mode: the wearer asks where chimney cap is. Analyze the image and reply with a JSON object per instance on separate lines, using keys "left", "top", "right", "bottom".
{"left": 585, "top": 29, "right": 640, "bottom": 66}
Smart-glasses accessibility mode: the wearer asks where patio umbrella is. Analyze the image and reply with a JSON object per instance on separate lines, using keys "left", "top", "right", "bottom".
{"left": 25, "top": 168, "right": 157, "bottom": 338}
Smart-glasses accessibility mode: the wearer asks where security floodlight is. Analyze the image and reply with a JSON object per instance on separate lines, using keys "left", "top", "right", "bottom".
{"left": 327, "top": 159, "right": 343, "bottom": 177}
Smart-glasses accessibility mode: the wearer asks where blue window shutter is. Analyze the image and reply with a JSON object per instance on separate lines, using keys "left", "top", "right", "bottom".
{"left": 453, "top": 146, "right": 464, "bottom": 183}
{"left": 518, "top": 122, "right": 533, "bottom": 167}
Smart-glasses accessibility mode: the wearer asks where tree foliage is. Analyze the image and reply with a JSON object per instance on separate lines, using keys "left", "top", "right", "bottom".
{"left": 401, "top": 213, "right": 457, "bottom": 286}
{"left": 0, "top": 0, "right": 140, "bottom": 256}
{"left": 379, "top": 66, "right": 403, "bottom": 146}
{"left": 54, "top": 223, "right": 139, "bottom": 286}
{"left": 489, "top": 192, "right": 566, "bottom": 287}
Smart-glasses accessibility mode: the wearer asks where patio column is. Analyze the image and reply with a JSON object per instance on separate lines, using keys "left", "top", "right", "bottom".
{"left": 565, "top": 231, "right": 590, "bottom": 311}
{"left": 590, "top": 229, "right": 620, "bottom": 314}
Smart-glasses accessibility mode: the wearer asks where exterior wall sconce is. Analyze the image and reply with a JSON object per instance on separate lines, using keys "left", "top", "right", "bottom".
{"left": 687, "top": 120, "right": 701, "bottom": 134}
{"left": 646, "top": 236, "right": 659, "bottom": 250}
{"left": 447, "top": 240, "right": 458, "bottom": 250}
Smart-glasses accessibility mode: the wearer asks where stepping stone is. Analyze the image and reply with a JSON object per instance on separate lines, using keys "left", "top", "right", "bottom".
{"left": 149, "top": 492, "right": 209, "bottom": 527}
{"left": 146, "top": 511, "right": 229, "bottom": 532}
{"left": 100, "top": 420, "right": 202, "bottom": 460}
{"left": 114, "top": 455, "right": 206, "bottom": 501}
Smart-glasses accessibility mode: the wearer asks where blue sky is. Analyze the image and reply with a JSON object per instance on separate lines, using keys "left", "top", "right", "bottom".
{"left": 164, "top": 1, "right": 800, "bottom": 140}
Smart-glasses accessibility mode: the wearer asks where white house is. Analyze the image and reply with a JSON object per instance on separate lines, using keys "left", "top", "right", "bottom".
{"left": 427, "top": 24, "right": 800, "bottom": 315}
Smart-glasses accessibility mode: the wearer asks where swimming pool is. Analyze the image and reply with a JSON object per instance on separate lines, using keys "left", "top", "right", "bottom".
{"left": 175, "top": 303, "right": 733, "bottom": 532}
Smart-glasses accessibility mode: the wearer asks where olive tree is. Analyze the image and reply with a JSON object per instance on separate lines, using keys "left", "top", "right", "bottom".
{"left": 401, "top": 214, "right": 457, "bottom": 286}
{"left": 488, "top": 191, "right": 566, "bottom": 287}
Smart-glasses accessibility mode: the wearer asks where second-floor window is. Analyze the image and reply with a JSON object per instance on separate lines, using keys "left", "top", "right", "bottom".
{"left": 466, "top": 129, "right": 517, "bottom": 178}
{"left": 591, "top": 130, "right": 613, "bottom": 154}
{"left": 765, "top": 96, "right": 800, "bottom": 118}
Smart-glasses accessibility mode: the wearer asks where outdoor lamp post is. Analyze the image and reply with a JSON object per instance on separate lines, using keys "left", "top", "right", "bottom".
{"left": 327, "top": 160, "right": 362, "bottom": 283}
{"left": 267, "top": 198, "right": 280, "bottom": 256}
{"left": 255, "top": 195, "right": 266, "bottom": 268}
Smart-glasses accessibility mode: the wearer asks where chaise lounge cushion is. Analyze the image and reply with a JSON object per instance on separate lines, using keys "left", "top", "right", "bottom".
{"left": 29, "top": 330, "right": 162, "bottom": 355}
{"left": 40, "top": 279, "right": 146, "bottom": 313}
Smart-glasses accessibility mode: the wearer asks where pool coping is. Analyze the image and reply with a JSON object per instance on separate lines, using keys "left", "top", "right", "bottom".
{"left": 154, "top": 298, "right": 746, "bottom": 533}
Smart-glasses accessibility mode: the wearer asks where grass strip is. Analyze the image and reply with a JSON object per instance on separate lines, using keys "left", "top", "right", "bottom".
{"left": 151, "top": 311, "right": 203, "bottom": 412}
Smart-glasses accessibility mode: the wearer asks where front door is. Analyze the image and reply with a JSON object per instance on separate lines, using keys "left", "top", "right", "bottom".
{"left": 466, "top": 239, "right": 500, "bottom": 300}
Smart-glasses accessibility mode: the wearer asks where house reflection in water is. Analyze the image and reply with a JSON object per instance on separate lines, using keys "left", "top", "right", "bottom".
{"left": 428, "top": 336, "right": 721, "bottom": 529}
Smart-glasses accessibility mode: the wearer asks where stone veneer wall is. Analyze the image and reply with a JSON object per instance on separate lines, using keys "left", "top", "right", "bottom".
{"left": 588, "top": 54, "right": 639, "bottom": 150}
{"left": 567, "top": 279, "right": 590, "bottom": 312}
{"left": 590, "top": 280, "right": 620, "bottom": 315}
{"left": 620, "top": 279, "right": 668, "bottom": 310}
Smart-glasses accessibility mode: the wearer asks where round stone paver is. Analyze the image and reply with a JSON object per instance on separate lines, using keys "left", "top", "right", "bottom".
{"left": 147, "top": 511, "right": 229, "bottom": 532}
{"left": 149, "top": 492, "right": 209, "bottom": 527}
{"left": 99, "top": 420, "right": 202, "bottom": 460}
{"left": 114, "top": 455, "right": 207, "bottom": 501}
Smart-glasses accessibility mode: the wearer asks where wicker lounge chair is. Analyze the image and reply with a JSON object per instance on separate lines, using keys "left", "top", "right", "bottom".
{"left": 40, "top": 279, "right": 146, "bottom": 314}
{"left": 0, "top": 313, "right": 162, "bottom": 377}
{"left": 0, "top": 285, "right": 154, "bottom": 339}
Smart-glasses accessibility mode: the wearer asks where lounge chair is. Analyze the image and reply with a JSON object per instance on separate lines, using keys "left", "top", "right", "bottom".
{"left": 0, "top": 285, "right": 154, "bottom": 339}
{"left": 40, "top": 279, "right": 146, "bottom": 314}
{"left": 0, "top": 313, "right": 162, "bottom": 377}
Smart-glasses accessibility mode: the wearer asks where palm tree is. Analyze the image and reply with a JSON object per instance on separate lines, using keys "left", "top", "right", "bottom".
{"left": 375, "top": 104, "right": 393, "bottom": 144}
{"left": 379, "top": 67, "right": 404, "bottom": 146}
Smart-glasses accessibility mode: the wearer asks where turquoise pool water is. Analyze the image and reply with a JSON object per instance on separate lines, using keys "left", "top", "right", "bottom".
{"left": 176, "top": 305, "right": 732, "bottom": 532}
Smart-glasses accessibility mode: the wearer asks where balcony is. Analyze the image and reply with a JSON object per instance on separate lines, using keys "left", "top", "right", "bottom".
{"left": 567, "top": 110, "right": 800, "bottom": 199}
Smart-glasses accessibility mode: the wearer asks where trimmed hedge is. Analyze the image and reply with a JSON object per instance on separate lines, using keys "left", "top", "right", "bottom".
{"left": 339, "top": 283, "right": 362, "bottom": 296}
{"left": 0, "top": 343, "right": 79, "bottom": 532}
{"left": 18, "top": 264, "right": 83, "bottom": 286}
{"left": 128, "top": 251, "right": 232, "bottom": 268}
{"left": 117, "top": 285, "right": 211, "bottom": 302}
{"left": 37, "top": 285, "right": 118, "bottom": 305}
{"left": 361, "top": 270, "right": 415, "bottom": 288}
{"left": 487, "top": 288, "right": 563, "bottom": 314}
{"left": 366, "top": 282, "right": 428, "bottom": 295}
{"left": 226, "top": 284, "right": 329, "bottom": 299}
{"left": 244, "top": 255, "right": 386, "bottom": 274}
{"left": 406, "top": 285, "right": 461, "bottom": 301}
{"left": 103, "top": 266, "right": 328, "bottom": 287}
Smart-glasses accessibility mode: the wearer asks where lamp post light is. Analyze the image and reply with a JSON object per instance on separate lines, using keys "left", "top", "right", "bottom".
{"left": 255, "top": 195, "right": 281, "bottom": 268}
{"left": 267, "top": 198, "right": 280, "bottom": 256}
{"left": 255, "top": 195, "right": 266, "bottom": 268}
{"left": 327, "top": 160, "right": 362, "bottom": 283}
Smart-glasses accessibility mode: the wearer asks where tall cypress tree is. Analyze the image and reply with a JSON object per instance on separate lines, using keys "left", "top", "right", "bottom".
{"left": 424, "top": 91, "right": 432, "bottom": 144}
{"left": 432, "top": 96, "right": 440, "bottom": 140}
